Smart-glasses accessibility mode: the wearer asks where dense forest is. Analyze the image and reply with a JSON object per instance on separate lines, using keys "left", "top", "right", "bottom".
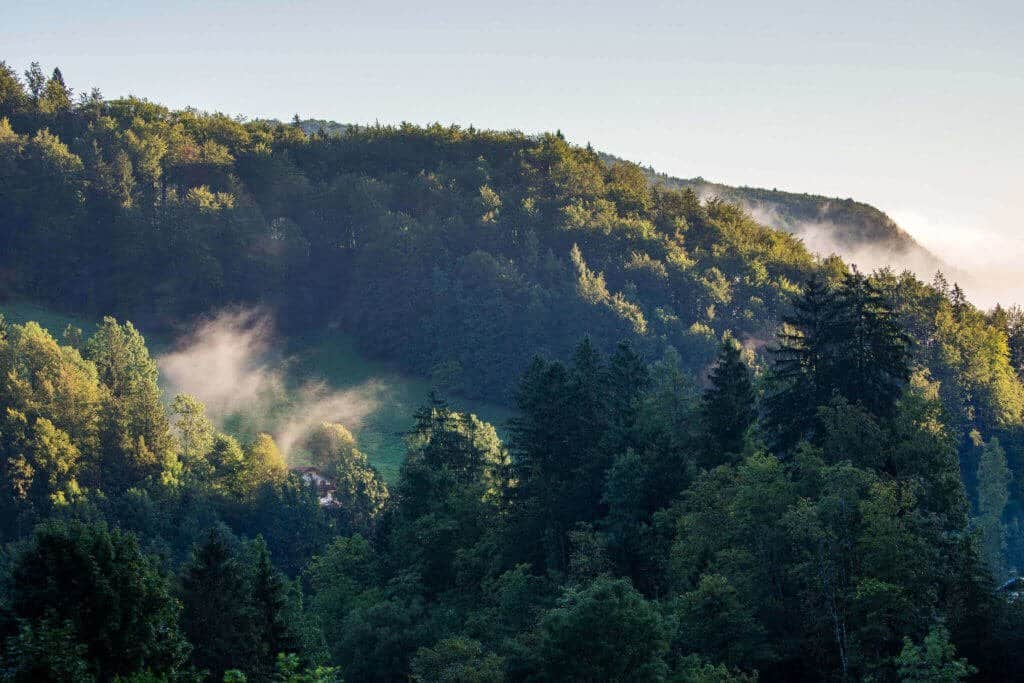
{"left": 2, "top": 61, "right": 1024, "bottom": 681}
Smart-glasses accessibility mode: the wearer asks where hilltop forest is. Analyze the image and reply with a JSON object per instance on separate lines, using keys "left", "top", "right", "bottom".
{"left": 2, "top": 62, "right": 1024, "bottom": 682}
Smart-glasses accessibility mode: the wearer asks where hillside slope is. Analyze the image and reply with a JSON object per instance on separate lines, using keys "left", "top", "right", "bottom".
{"left": 0, "top": 94, "right": 820, "bottom": 403}
{"left": 288, "top": 126, "right": 951, "bottom": 279}
{"left": 600, "top": 152, "right": 951, "bottom": 278}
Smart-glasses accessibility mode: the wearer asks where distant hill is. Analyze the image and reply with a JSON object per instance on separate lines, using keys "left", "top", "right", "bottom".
{"left": 275, "top": 128, "right": 953, "bottom": 279}
{"left": 599, "top": 152, "right": 953, "bottom": 279}
{"left": 256, "top": 118, "right": 350, "bottom": 137}
{"left": 295, "top": 119, "right": 349, "bottom": 137}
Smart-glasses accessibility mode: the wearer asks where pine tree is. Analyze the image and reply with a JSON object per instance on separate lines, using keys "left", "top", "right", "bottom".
{"left": 249, "top": 536, "right": 302, "bottom": 680}
{"left": 701, "top": 340, "right": 756, "bottom": 465}
{"left": 180, "top": 528, "right": 256, "bottom": 679}
{"left": 766, "top": 272, "right": 911, "bottom": 453}
{"left": 765, "top": 274, "right": 838, "bottom": 451}
{"left": 604, "top": 341, "right": 651, "bottom": 456}
{"left": 977, "top": 438, "right": 1010, "bottom": 579}
{"left": 509, "top": 339, "right": 618, "bottom": 572}
{"left": 832, "top": 270, "right": 911, "bottom": 418}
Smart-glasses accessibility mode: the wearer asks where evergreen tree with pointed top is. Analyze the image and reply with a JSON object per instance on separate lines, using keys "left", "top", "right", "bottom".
{"left": 604, "top": 341, "right": 651, "bottom": 455}
{"left": 510, "top": 338, "right": 622, "bottom": 571}
{"left": 765, "top": 274, "right": 839, "bottom": 451}
{"left": 832, "top": 269, "right": 911, "bottom": 417}
{"left": 180, "top": 527, "right": 256, "bottom": 680}
{"left": 701, "top": 340, "right": 756, "bottom": 465}
{"left": 765, "top": 272, "right": 911, "bottom": 453}
{"left": 249, "top": 535, "right": 302, "bottom": 680}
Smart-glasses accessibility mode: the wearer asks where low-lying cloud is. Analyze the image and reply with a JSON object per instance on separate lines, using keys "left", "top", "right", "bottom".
{"left": 157, "top": 309, "right": 382, "bottom": 460}
{"left": 158, "top": 310, "right": 281, "bottom": 420}
{"left": 891, "top": 210, "right": 1024, "bottom": 310}
{"left": 742, "top": 201, "right": 1015, "bottom": 310}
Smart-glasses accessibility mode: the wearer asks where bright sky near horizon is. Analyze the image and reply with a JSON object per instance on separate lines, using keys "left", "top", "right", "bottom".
{"left": 5, "top": 1, "right": 1023, "bottom": 304}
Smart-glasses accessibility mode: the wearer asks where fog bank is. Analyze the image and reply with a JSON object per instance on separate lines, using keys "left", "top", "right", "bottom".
{"left": 157, "top": 309, "right": 382, "bottom": 460}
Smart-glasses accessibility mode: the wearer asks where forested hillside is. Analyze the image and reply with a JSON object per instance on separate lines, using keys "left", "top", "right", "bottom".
{"left": 0, "top": 62, "right": 819, "bottom": 401}
{"left": 602, "top": 151, "right": 950, "bottom": 277}
{"left": 3, "top": 61, "right": 1024, "bottom": 682}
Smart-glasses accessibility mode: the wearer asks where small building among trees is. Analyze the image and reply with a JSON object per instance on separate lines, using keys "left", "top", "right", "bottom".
{"left": 292, "top": 467, "right": 339, "bottom": 507}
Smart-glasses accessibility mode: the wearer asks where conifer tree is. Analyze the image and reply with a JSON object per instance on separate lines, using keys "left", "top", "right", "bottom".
{"left": 9, "top": 520, "right": 189, "bottom": 679}
{"left": 180, "top": 528, "right": 256, "bottom": 679}
{"left": 977, "top": 438, "right": 1010, "bottom": 578}
{"left": 765, "top": 274, "right": 838, "bottom": 451}
{"left": 766, "top": 272, "right": 911, "bottom": 453}
{"left": 832, "top": 270, "right": 911, "bottom": 418}
{"left": 701, "top": 340, "right": 756, "bottom": 464}
{"left": 604, "top": 341, "right": 651, "bottom": 455}
{"left": 249, "top": 536, "right": 303, "bottom": 680}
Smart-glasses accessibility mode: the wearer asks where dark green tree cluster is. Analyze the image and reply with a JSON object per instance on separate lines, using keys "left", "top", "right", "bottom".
{"left": 765, "top": 271, "right": 911, "bottom": 452}
{"left": 2, "top": 270, "right": 1023, "bottom": 682}
{"left": 283, "top": 291, "right": 1020, "bottom": 681}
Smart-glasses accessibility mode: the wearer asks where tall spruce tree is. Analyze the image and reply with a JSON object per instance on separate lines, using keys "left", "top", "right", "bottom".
{"left": 831, "top": 270, "right": 911, "bottom": 418}
{"left": 603, "top": 341, "right": 651, "bottom": 457}
{"left": 510, "top": 339, "right": 624, "bottom": 572}
{"left": 766, "top": 272, "right": 911, "bottom": 453}
{"left": 701, "top": 340, "right": 756, "bottom": 465}
{"left": 765, "top": 274, "right": 839, "bottom": 451}
{"left": 180, "top": 528, "right": 256, "bottom": 680}
{"left": 248, "top": 536, "right": 302, "bottom": 680}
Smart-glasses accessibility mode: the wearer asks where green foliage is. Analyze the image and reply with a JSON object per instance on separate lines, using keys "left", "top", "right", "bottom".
{"left": 86, "top": 317, "right": 181, "bottom": 489}
{"left": 2, "top": 615, "right": 94, "bottom": 682}
{"left": 0, "top": 69, "right": 822, "bottom": 402}
{"left": 618, "top": 151, "right": 933, "bottom": 271}
{"left": 520, "top": 575, "right": 669, "bottom": 682}
{"left": 303, "top": 535, "right": 381, "bottom": 664}
{"left": 180, "top": 529, "right": 302, "bottom": 681}
{"left": 303, "top": 422, "right": 388, "bottom": 533}
{"left": 673, "top": 574, "right": 768, "bottom": 667}
{"left": 6, "top": 520, "right": 190, "bottom": 680}
{"left": 271, "top": 653, "right": 341, "bottom": 683}
{"left": 976, "top": 437, "right": 1011, "bottom": 578}
{"left": 510, "top": 340, "right": 651, "bottom": 573}
{"left": 389, "top": 396, "right": 510, "bottom": 595}
{"left": 242, "top": 433, "right": 288, "bottom": 489}
{"left": 171, "top": 393, "right": 215, "bottom": 482}
{"left": 765, "top": 272, "right": 911, "bottom": 452}
{"left": 668, "top": 655, "right": 758, "bottom": 683}
{"left": 179, "top": 527, "right": 253, "bottom": 679}
{"left": 895, "top": 625, "right": 975, "bottom": 683}
{"left": 411, "top": 637, "right": 504, "bottom": 683}
{"left": 700, "top": 340, "right": 756, "bottom": 464}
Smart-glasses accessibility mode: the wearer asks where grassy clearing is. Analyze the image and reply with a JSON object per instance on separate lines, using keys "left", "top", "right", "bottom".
{"left": 286, "top": 328, "right": 513, "bottom": 482}
{"left": 0, "top": 298, "right": 97, "bottom": 339}
{"left": 0, "top": 298, "right": 173, "bottom": 352}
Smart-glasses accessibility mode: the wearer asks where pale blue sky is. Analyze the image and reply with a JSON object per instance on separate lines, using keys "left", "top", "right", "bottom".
{"left": 5, "top": 1, "right": 1023, "bottom": 302}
